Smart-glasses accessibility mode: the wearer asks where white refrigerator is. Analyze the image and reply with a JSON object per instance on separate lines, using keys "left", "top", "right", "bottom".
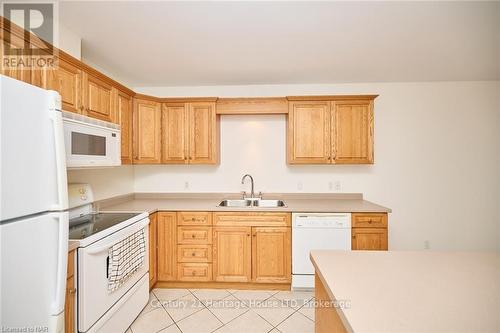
{"left": 0, "top": 75, "right": 69, "bottom": 332}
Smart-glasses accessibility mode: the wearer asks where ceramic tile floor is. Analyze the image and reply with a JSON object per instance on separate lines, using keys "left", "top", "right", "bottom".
{"left": 127, "top": 288, "right": 315, "bottom": 333}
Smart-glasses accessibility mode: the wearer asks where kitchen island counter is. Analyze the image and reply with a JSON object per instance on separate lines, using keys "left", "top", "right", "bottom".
{"left": 310, "top": 250, "right": 500, "bottom": 332}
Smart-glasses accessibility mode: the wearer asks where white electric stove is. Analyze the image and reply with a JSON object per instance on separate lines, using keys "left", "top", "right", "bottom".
{"left": 68, "top": 184, "right": 150, "bottom": 333}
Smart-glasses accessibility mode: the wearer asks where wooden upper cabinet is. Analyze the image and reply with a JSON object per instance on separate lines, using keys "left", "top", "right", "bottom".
{"left": 213, "top": 227, "right": 252, "bottom": 283}
{"left": 188, "top": 102, "right": 218, "bottom": 164}
{"left": 53, "top": 59, "right": 82, "bottom": 114}
{"left": 160, "top": 101, "right": 219, "bottom": 165}
{"left": 162, "top": 104, "right": 188, "bottom": 164}
{"left": 157, "top": 212, "right": 177, "bottom": 281}
{"left": 133, "top": 98, "right": 162, "bottom": 164}
{"left": 332, "top": 100, "right": 374, "bottom": 164}
{"left": 0, "top": 33, "right": 31, "bottom": 84}
{"left": 116, "top": 90, "right": 133, "bottom": 164}
{"left": 287, "top": 101, "right": 331, "bottom": 164}
{"left": 287, "top": 97, "right": 375, "bottom": 165}
{"left": 83, "top": 72, "right": 114, "bottom": 123}
{"left": 252, "top": 227, "right": 291, "bottom": 283}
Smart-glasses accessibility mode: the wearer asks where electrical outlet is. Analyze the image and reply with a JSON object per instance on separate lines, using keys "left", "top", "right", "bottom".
{"left": 184, "top": 181, "right": 189, "bottom": 190}
{"left": 334, "top": 181, "right": 341, "bottom": 191}
{"left": 328, "top": 181, "right": 333, "bottom": 191}
{"left": 424, "top": 240, "right": 430, "bottom": 250}
{"left": 297, "top": 181, "right": 303, "bottom": 191}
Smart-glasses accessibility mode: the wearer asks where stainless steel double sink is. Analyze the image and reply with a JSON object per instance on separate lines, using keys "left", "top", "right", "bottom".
{"left": 218, "top": 199, "right": 286, "bottom": 208}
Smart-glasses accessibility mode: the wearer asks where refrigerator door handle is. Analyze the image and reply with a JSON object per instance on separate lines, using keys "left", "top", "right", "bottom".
{"left": 51, "top": 212, "right": 69, "bottom": 316}
{"left": 49, "top": 108, "right": 69, "bottom": 211}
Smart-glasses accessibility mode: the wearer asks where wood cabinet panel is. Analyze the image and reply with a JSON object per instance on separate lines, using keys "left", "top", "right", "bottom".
{"left": 177, "top": 263, "right": 212, "bottom": 282}
{"left": 213, "top": 227, "right": 252, "bottom": 282}
{"left": 287, "top": 101, "right": 331, "bottom": 164}
{"left": 177, "top": 226, "right": 213, "bottom": 244}
{"left": 65, "top": 275, "right": 76, "bottom": 333}
{"left": 252, "top": 227, "right": 291, "bottom": 283}
{"left": 84, "top": 73, "right": 114, "bottom": 123}
{"left": 162, "top": 104, "right": 188, "bottom": 163}
{"left": 332, "top": 100, "right": 374, "bottom": 164}
{"left": 157, "top": 212, "right": 177, "bottom": 281}
{"left": 188, "top": 102, "right": 218, "bottom": 164}
{"left": 149, "top": 213, "right": 158, "bottom": 289}
{"left": 352, "top": 228, "right": 388, "bottom": 251}
{"left": 55, "top": 59, "right": 82, "bottom": 114}
{"left": 133, "top": 98, "right": 161, "bottom": 164}
{"left": 116, "top": 89, "right": 133, "bottom": 164}
{"left": 352, "top": 213, "right": 387, "bottom": 228}
{"left": 213, "top": 212, "right": 291, "bottom": 227}
{"left": 65, "top": 250, "right": 76, "bottom": 333}
{"left": 315, "top": 274, "right": 348, "bottom": 333}
{"left": 177, "top": 212, "right": 212, "bottom": 226}
{"left": 177, "top": 245, "right": 212, "bottom": 263}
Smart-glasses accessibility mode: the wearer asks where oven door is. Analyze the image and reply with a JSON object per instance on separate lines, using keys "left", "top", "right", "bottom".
{"left": 78, "top": 218, "right": 149, "bottom": 333}
{"left": 63, "top": 117, "right": 120, "bottom": 168}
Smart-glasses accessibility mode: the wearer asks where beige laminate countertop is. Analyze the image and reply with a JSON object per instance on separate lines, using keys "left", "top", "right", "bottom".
{"left": 98, "top": 193, "right": 391, "bottom": 214}
{"left": 310, "top": 250, "right": 500, "bottom": 332}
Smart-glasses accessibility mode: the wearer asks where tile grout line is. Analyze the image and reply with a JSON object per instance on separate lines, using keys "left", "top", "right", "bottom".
{"left": 186, "top": 289, "right": 225, "bottom": 332}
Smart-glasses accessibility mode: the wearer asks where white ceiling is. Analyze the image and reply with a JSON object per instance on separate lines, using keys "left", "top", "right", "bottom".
{"left": 59, "top": 1, "right": 500, "bottom": 87}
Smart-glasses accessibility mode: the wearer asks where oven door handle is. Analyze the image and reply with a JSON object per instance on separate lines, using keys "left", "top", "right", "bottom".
{"left": 86, "top": 218, "right": 150, "bottom": 255}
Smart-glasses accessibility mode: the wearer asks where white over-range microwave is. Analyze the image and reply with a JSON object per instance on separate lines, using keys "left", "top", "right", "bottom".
{"left": 62, "top": 111, "right": 121, "bottom": 168}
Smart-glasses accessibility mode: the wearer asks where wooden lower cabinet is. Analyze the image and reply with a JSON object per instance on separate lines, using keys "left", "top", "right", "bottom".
{"left": 149, "top": 213, "right": 158, "bottom": 288}
{"left": 351, "top": 213, "right": 388, "bottom": 251}
{"left": 213, "top": 227, "right": 252, "bottom": 283}
{"left": 252, "top": 227, "right": 291, "bottom": 283}
{"left": 65, "top": 250, "right": 76, "bottom": 333}
{"left": 157, "top": 212, "right": 177, "bottom": 281}
{"left": 352, "top": 228, "right": 388, "bottom": 250}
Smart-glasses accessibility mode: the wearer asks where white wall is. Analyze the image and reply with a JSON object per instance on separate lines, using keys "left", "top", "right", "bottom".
{"left": 67, "top": 166, "right": 134, "bottom": 201}
{"left": 58, "top": 23, "right": 81, "bottom": 60}
{"left": 133, "top": 81, "right": 500, "bottom": 251}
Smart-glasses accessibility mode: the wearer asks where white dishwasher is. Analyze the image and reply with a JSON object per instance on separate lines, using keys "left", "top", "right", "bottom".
{"left": 292, "top": 213, "right": 351, "bottom": 289}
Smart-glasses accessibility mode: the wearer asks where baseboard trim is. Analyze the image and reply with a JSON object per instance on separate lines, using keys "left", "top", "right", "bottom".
{"left": 154, "top": 281, "right": 291, "bottom": 291}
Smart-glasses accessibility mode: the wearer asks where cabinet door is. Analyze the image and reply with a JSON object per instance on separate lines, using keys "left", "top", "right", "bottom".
{"left": 65, "top": 250, "right": 75, "bottom": 333}
{"left": 332, "top": 100, "right": 374, "bottom": 164}
{"left": 213, "top": 227, "right": 252, "bottom": 282}
{"left": 287, "top": 101, "right": 331, "bottom": 164}
{"left": 64, "top": 275, "right": 75, "bottom": 333}
{"left": 55, "top": 59, "right": 82, "bottom": 114}
{"left": 352, "top": 228, "right": 388, "bottom": 250}
{"left": 0, "top": 34, "right": 32, "bottom": 84}
{"left": 148, "top": 213, "right": 158, "bottom": 289}
{"left": 162, "top": 104, "right": 188, "bottom": 164}
{"left": 187, "top": 102, "right": 218, "bottom": 164}
{"left": 133, "top": 98, "right": 161, "bottom": 164}
{"left": 252, "top": 227, "right": 291, "bottom": 283}
{"left": 83, "top": 73, "right": 114, "bottom": 122}
{"left": 157, "top": 212, "right": 177, "bottom": 281}
{"left": 116, "top": 90, "right": 133, "bottom": 164}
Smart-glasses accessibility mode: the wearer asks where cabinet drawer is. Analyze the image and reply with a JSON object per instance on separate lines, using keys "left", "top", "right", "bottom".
{"left": 352, "top": 213, "right": 387, "bottom": 228}
{"left": 177, "top": 227, "right": 213, "bottom": 244}
{"left": 213, "top": 212, "right": 291, "bottom": 227}
{"left": 177, "top": 212, "right": 212, "bottom": 226}
{"left": 177, "top": 263, "right": 212, "bottom": 282}
{"left": 177, "top": 245, "right": 212, "bottom": 263}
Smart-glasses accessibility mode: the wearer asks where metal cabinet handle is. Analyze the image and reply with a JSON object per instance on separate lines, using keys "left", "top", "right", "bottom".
{"left": 68, "top": 288, "right": 76, "bottom": 295}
